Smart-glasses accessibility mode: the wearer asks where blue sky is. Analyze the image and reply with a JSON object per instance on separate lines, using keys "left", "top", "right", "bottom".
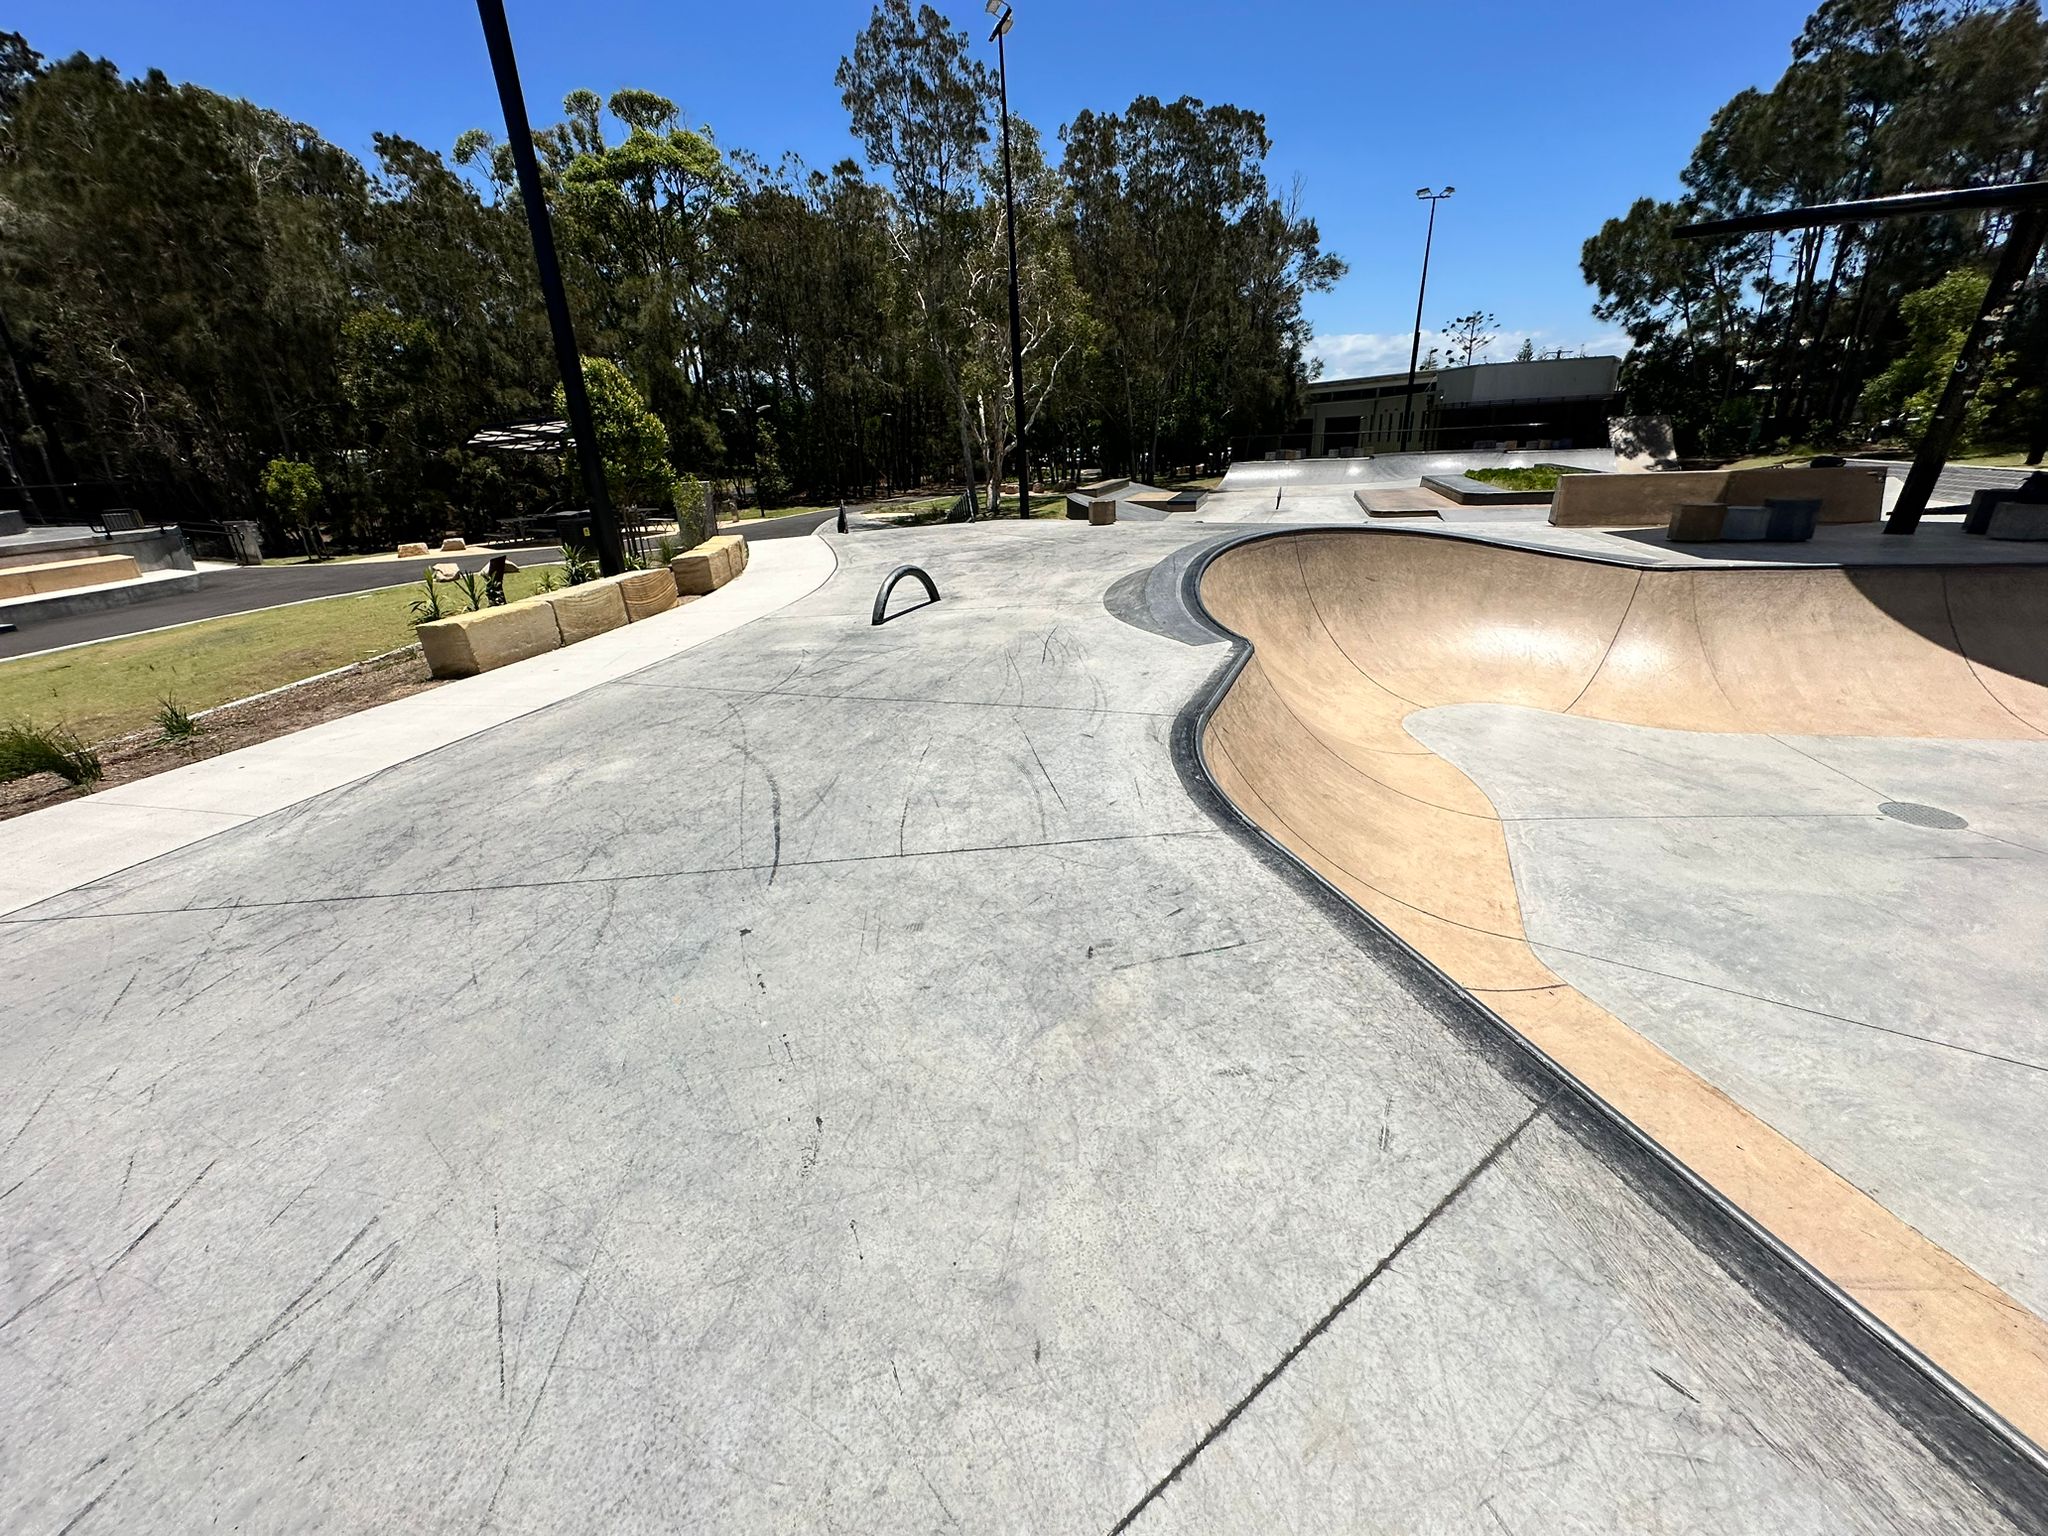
{"left": 15, "top": 0, "right": 1816, "bottom": 376}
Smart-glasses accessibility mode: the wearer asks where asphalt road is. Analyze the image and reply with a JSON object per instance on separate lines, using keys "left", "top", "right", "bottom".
{"left": 0, "top": 508, "right": 838, "bottom": 660}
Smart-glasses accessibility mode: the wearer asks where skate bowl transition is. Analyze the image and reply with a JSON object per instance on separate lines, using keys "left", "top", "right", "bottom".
{"left": 1192, "top": 527, "right": 2048, "bottom": 1451}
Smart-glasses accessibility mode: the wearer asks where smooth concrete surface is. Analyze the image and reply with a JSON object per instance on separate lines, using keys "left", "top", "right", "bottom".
{"left": 0, "top": 537, "right": 835, "bottom": 916}
{"left": 3, "top": 523, "right": 2031, "bottom": 1531}
{"left": 1195, "top": 528, "right": 2048, "bottom": 1444}
{"left": 1408, "top": 704, "right": 2048, "bottom": 1323}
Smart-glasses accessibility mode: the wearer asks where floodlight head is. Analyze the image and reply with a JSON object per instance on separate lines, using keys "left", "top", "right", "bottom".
{"left": 990, "top": 9, "right": 1013, "bottom": 36}
{"left": 1442, "top": 185, "right": 1456, "bottom": 196}
{"left": 985, "top": 0, "right": 1003, "bottom": 12}
{"left": 1415, "top": 187, "right": 1430, "bottom": 198}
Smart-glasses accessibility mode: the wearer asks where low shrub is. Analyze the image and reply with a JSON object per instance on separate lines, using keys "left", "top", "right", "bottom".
{"left": 0, "top": 720, "right": 103, "bottom": 788}
{"left": 156, "top": 697, "right": 198, "bottom": 740}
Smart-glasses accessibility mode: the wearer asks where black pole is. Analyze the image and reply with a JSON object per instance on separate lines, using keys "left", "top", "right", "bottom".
{"left": 475, "top": 0, "right": 625, "bottom": 575}
{"left": 1398, "top": 196, "right": 1441, "bottom": 455}
{"left": 993, "top": 19, "right": 1030, "bottom": 518}
{"left": 1886, "top": 204, "right": 2048, "bottom": 534}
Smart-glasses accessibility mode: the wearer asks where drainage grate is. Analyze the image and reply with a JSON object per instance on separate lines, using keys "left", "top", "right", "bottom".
{"left": 1878, "top": 801, "right": 1969, "bottom": 830}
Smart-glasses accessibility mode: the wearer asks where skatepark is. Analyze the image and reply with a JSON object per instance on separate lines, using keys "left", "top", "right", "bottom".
{"left": 6, "top": 462, "right": 2048, "bottom": 1528}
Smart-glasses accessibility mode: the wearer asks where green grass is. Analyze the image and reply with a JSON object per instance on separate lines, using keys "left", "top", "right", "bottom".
{"left": 1464, "top": 465, "right": 1592, "bottom": 491}
{"left": 0, "top": 564, "right": 562, "bottom": 744}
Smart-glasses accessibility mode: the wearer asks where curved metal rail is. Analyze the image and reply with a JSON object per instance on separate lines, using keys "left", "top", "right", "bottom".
{"left": 872, "top": 564, "right": 940, "bottom": 626}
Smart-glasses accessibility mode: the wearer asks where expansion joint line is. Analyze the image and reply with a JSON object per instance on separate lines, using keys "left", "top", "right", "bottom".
{"left": 1106, "top": 1098, "right": 1550, "bottom": 1533}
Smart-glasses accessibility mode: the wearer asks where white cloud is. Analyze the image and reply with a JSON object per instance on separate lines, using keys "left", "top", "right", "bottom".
{"left": 1309, "top": 328, "right": 1630, "bottom": 379}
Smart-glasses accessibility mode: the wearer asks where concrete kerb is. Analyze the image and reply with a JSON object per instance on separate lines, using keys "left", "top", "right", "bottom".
{"left": 0, "top": 533, "right": 837, "bottom": 917}
{"left": 1167, "top": 525, "right": 2048, "bottom": 1516}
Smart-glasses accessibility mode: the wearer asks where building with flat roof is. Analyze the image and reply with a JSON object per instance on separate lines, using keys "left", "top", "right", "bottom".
{"left": 1274, "top": 354, "right": 1622, "bottom": 459}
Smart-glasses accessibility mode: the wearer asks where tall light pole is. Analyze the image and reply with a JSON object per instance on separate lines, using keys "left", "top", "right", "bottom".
{"left": 476, "top": 0, "right": 625, "bottom": 575}
{"left": 1398, "top": 186, "right": 1454, "bottom": 455}
{"left": 986, "top": 1, "right": 1030, "bottom": 518}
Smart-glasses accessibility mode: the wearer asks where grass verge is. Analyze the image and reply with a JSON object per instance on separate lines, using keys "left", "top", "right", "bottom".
{"left": 0, "top": 564, "right": 562, "bottom": 744}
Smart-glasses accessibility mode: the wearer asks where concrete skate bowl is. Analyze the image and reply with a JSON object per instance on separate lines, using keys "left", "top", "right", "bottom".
{"left": 1217, "top": 447, "right": 1620, "bottom": 492}
{"left": 1191, "top": 527, "right": 2048, "bottom": 1452}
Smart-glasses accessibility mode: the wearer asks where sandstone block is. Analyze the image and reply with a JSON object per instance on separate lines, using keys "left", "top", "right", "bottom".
{"left": 542, "top": 580, "right": 629, "bottom": 644}
{"left": 416, "top": 596, "right": 561, "bottom": 678}
{"left": 616, "top": 568, "right": 679, "bottom": 620}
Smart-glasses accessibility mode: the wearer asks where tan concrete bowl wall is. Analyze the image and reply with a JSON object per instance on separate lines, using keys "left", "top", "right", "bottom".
{"left": 1196, "top": 528, "right": 2048, "bottom": 1444}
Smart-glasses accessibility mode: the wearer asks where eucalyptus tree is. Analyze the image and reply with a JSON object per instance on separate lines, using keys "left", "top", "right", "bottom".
{"left": 838, "top": 0, "right": 996, "bottom": 512}
{"left": 1063, "top": 95, "right": 1340, "bottom": 478}
{"left": 1582, "top": 0, "right": 2048, "bottom": 453}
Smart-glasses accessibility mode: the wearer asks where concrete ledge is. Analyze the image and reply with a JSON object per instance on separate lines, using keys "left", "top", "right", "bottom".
{"left": 1089, "top": 499, "right": 1118, "bottom": 526}
{"left": 542, "top": 581, "right": 629, "bottom": 645}
{"left": 0, "top": 526, "right": 193, "bottom": 575}
{"left": 417, "top": 595, "right": 562, "bottom": 678}
{"left": 1987, "top": 502, "right": 2048, "bottom": 541}
{"left": 1420, "top": 472, "right": 1554, "bottom": 506}
{"left": 0, "top": 567, "right": 200, "bottom": 623}
{"left": 1554, "top": 467, "right": 1883, "bottom": 528}
{"left": 0, "top": 554, "right": 142, "bottom": 598}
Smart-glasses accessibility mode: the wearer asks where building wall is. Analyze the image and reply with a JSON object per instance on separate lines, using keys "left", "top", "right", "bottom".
{"left": 1301, "top": 356, "right": 1621, "bottom": 456}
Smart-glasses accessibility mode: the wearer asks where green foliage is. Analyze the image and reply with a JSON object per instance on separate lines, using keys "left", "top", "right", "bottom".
{"left": 553, "top": 358, "right": 677, "bottom": 508}
{"left": 1465, "top": 466, "right": 1592, "bottom": 491}
{"left": 408, "top": 575, "right": 446, "bottom": 623}
{"left": 1858, "top": 269, "right": 2013, "bottom": 446}
{"left": 1063, "top": 93, "right": 1343, "bottom": 480}
{"left": 155, "top": 696, "right": 198, "bottom": 739}
{"left": 536, "top": 567, "right": 561, "bottom": 593}
{"left": 560, "top": 542, "right": 599, "bottom": 585}
{"left": 453, "top": 570, "right": 487, "bottom": 612}
{"left": 1581, "top": 1, "right": 2048, "bottom": 454}
{"left": 1, "top": 18, "right": 1358, "bottom": 536}
{"left": 1442, "top": 311, "right": 1498, "bottom": 366}
{"left": 671, "top": 475, "right": 710, "bottom": 546}
{"left": 260, "top": 458, "right": 322, "bottom": 522}
{"left": 0, "top": 719, "right": 102, "bottom": 787}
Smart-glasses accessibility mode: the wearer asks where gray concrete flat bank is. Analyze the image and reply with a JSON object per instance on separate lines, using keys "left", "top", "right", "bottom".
{"left": 0, "top": 524, "right": 2030, "bottom": 1531}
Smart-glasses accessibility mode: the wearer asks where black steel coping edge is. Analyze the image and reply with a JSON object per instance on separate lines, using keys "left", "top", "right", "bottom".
{"left": 1167, "top": 524, "right": 2048, "bottom": 1518}
{"left": 872, "top": 564, "right": 940, "bottom": 626}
